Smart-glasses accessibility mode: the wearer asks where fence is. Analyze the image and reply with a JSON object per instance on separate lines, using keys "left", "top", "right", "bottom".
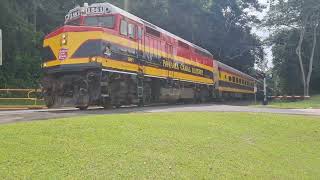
{"left": 269, "top": 96, "right": 311, "bottom": 100}
{"left": 0, "top": 89, "right": 43, "bottom": 106}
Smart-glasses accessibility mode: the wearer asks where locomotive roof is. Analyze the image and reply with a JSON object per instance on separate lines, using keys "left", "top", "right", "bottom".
{"left": 217, "top": 61, "right": 257, "bottom": 81}
{"left": 66, "top": 2, "right": 213, "bottom": 58}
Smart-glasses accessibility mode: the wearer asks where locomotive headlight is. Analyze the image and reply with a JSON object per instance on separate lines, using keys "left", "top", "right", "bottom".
{"left": 90, "top": 57, "right": 98, "bottom": 62}
{"left": 62, "top": 33, "right": 67, "bottom": 39}
{"left": 61, "top": 33, "right": 68, "bottom": 45}
{"left": 62, "top": 39, "right": 67, "bottom": 45}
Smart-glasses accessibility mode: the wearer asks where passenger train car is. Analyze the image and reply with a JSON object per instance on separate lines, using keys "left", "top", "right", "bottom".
{"left": 41, "top": 3, "right": 258, "bottom": 109}
{"left": 217, "top": 62, "right": 257, "bottom": 99}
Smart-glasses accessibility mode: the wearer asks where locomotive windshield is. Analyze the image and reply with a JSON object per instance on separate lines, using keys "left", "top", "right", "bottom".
{"left": 84, "top": 16, "right": 115, "bottom": 29}
{"left": 66, "top": 18, "right": 81, "bottom": 26}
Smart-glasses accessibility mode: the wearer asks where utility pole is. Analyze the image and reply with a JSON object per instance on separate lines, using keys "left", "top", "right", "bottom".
{"left": 0, "top": 29, "right": 2, "bottom": 66}
{"left": 254, "top": 82, "right": 257, "bottom": 105}
{"left": 124, "top": 0, "right": 129, "bottom": 11}
{"left": 263, "top": 75, "right": 268, "bottom": 105}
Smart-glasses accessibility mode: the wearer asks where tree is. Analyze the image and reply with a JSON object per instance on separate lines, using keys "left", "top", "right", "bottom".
{"left": 0, "top": 0, "right": 264, "bottom": 88}
{"left": 266, "top": 0, "right": 320, "bottom": 96}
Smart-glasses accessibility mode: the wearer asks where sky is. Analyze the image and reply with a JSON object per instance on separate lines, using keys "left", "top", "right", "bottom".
{"left": 253, "top": 0, "right": 273, "bottom": 69}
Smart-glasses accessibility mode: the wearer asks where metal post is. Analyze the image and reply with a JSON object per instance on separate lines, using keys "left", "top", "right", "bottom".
{"left": 254, "top": 83, "right": 257, "bottom": 105}
{"left": 124, "top": 0, "right": 129, "bottom": 11}
{"left": 263, "top": 77, "right": 268, "bottom": 105}
{"left": 0, "top": 29, "right": 2, "bottom": 66}
{"left": 254, "top": 93, "right": 257, "bottom": 105}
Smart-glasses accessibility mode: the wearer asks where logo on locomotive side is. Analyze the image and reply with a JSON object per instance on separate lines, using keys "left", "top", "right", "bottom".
{"left": 58, "top": 48, "right": 68, "bottom": 61}
{"left": 162, "top": 59, "right": 204, "bottom": 76}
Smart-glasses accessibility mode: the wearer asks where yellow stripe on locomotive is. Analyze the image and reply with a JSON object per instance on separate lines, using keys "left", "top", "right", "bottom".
{"left": 43, "top": 29, "right": 216, "bottom": 85}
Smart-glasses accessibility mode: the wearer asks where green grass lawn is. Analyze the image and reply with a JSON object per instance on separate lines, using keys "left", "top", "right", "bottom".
{"left": 0, "top": 112, "right": 320, "bottom": 179}
{"left": 267, "top": 95, "right": 320, "bottom": 109}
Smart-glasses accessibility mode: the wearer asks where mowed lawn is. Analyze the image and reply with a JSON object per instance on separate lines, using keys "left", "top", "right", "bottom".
{"left": 0, "top": 113, "right": 320, "bottom": 179}
{"left": 268, "top": 95, "right": 320, "bottom": 109}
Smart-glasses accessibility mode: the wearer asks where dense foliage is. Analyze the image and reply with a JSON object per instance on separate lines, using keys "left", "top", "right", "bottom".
{"left": 0, "top": 0, "right": 264, "bottom": 88}
{"left": 266, "top": 0, "right": 320, "bottom": 95}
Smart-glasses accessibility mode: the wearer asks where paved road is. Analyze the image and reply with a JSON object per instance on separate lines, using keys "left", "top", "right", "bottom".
{"left": 0, "top": 104, "right": 319, "bottom": 124}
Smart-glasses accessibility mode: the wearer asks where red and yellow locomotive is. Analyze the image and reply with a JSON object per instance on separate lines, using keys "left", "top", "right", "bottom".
{"left": 41, "top": 3, "right": 257, "bottom": 109}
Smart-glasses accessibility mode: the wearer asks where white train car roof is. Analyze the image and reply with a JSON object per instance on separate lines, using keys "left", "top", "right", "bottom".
{"left": 66, "top": 2, "right": 213, "bottom": 58}
{"left": 217, "top": 61, "right": 257, "bottom": 81}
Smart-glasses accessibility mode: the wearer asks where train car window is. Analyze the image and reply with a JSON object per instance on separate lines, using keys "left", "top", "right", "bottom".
{"left": 120, "top": 20, "right": 128, "bottom": 36}
{"left": 128, "top": 24, "right": 135, "bottom": 39}
{"left": 84, "top": 16, "right": 115, "bottom": 28}
{"left": 232, "top": 77, "right": 235, "bottom": 83}
{"left": 66, "top": 18, "right": 81, "bottom": 26}
{"left": 84, "top": 17, "right": 99, "bottom": 26}
{"left": 138, "top": 27, "right": 143, "bottom": 39}
{"left": 146, "top": 26, "right": 161, "bottom": 37}
{"left": 99, "top": 16, "right": 115, "bottom": 28}
{"left": 229, "top": 76, "right": 232, "bottom": 82}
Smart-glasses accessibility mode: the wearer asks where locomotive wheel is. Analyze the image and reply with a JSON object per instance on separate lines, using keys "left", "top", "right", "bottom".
{"left": 101, "top": 98, "right": 113, "bottom": 109}
{"left": 44, "top": 93, "right": 55, "bottom": 108}
{"left": 200, "top": 90, "right": 209, "bottom": 103}
{"left": 138, "top": 100, "right": 144, "bottom": 107}
{"left": 103, "top": 104, "right": 113, "bottom": 109}
{"left": 74, "top": 79, "right": 90, "bottom": 110}
{"left": 41, "top": 76, "right": 56, "bottom": 108}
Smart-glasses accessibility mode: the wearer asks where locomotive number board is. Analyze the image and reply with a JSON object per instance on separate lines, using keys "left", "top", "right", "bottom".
{"left": 65, "top": 4, "right": 112, "bottom": 22}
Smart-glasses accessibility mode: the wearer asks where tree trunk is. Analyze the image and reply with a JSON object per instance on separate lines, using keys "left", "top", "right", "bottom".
{"left": 306, "top": 16, "right": 319, "bottom": 96}
{"left": 33, "top": 1, "right": 37, "bottom": 32}
{"left": 295, "top": 18, "right": 307, "bottom": 96}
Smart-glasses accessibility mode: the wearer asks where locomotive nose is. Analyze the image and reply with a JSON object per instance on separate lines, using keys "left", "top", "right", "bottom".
{"left": 42, "top": 26, "right": 70, "bottom": 64}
